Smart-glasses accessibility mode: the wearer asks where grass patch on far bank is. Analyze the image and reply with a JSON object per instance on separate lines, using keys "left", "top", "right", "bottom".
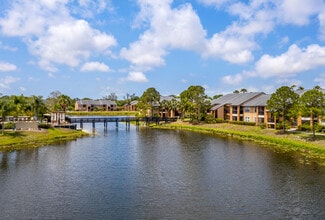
{"left": 0, "top": 128, "right": 88, "bottom": 151}
{"left": 154, "top": 121, "right": 325, "bottom": 166}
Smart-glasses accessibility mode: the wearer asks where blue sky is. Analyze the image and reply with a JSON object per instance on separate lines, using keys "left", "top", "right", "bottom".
{"left": 0, "top": 0, "right": 325, "bottom": 99}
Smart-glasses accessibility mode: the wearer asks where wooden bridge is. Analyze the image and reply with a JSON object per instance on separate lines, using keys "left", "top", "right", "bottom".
{"left": 65, "top": 116, "right": 177, "bottom": 130}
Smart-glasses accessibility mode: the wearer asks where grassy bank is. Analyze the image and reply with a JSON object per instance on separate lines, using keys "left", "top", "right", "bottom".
{"left": 154, "top": 121, "right": 325, "bottom": 166}
{"left": 0, "top": 128, "right": 89, "bottom": 152}
{"left": 67, "top": 111, "right": 138, "bottom": 116}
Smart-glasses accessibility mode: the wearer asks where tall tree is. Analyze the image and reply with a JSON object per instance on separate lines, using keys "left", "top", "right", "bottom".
{"left": 46, "top": 90, "right": 62, "bottom": 112}
{"left": 11, "top": 95, "right": 31, "bottom": 117}
{"left": 267, "top": 86, "right": 299, "bottom": 133}
{"left": 56, "top": 94, "right": 72, "bottom": 112}
{"left": 138, "top": 88, "right": 160, "bottom": 116}
{"left": 299, "top": 87, "right": 325, "bottom": 139}
{"left": 180, "top": 85, "right": 210, "bottom": 122}
{"left": 31, "top": 95, "right": 46, "bottom": 120}
{"left": 0, "top": 96, "right": 13, "bottom": 135}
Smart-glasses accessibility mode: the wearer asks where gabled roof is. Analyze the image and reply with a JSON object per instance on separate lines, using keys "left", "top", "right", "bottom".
{"left": 160, "top": 96, "right": 179, "bottom": 102}
{"left": 296, "top": 89, "right": 325, "bottom": 96}
{"left": 210, "top": 92, "right": 264, "bottom": 111}
{"left": 130, "top": 100, "right": 138, "bottom": 105}
{"left": 76, "top": 99, "right": 116, "bottom": 106}
{"left": 242, "top": 94, "right": 271, "bottom": 106}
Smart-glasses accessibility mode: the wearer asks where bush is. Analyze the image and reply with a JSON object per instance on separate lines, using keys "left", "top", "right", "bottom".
{"left": 259, "top": 123, "right": 266, "bottom": 129}
{"left": 204, "top": 114, "right": 216, "bottom": 124}
{"left": 298, "top": 124, "right": 311, "bottom": 131}
{"left": 229, "top": 121, "right": 256, "bottom": 126}
{"left": 38, "top": 123, "right": 51, "bottom": 129}
{"left": 316, "top": 124, "right": 325, "bottom": 133}
{"left": 0, "top": 122, "right": 15, "bottom": 130}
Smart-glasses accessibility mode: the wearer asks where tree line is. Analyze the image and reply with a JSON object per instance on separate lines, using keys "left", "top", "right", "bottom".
{"left": 1, "top": 85, "right": 325, "bottom": 137}
{"left": 267, "top": 85, "right": 325, "bottom": 138}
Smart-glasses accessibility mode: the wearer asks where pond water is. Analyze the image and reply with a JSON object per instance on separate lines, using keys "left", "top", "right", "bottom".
{"left": 0, "top": 123, "right": 325, "bottom": 219}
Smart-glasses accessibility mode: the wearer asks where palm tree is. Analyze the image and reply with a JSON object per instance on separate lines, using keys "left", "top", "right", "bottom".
{"left": 31, "top": 95, "right": 45, "bottom": 120}
{"left": 56, "top": 94, "right": 71, "bottom": 112}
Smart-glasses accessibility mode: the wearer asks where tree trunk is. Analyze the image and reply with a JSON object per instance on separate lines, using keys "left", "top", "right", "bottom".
{"left": 311, "top": 113, "right": 315, "bottom": 139}
{"left": 1, "top": 115, "right": 4, "bottom": 135}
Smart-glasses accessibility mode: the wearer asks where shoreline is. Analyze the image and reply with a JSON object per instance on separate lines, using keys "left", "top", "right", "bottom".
{"left": 152, "top": 121, "right": 325, "bottom": 166}
{"left": 0, "top": 128, "right": 89, "bottom": 152}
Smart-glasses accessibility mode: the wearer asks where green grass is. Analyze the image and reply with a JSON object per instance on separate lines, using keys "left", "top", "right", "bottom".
{"left": 153, "top": 122, "right": 325, "bottom": 166}
{"left": 0, "top": 128, "right": 88, "bottom": 151}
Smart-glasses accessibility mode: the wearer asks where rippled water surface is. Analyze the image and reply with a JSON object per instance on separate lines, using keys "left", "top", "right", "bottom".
{"left": 1, "top": 124, "right": 325, "bottom": 219}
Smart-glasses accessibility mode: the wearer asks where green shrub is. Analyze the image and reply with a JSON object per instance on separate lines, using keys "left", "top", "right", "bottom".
{"left": 316, "top": 124, "right": 325, "bottom": 132}
{"left": 229, "top": 121, "right": 256, "bottom": 126}
{"left": 204, "top": 114, "right": 216, "bottom": 124}
{"left": 259, "top": 123, "right": 266, "bottom": 129}
{"left": 298, "top": 124, "right": 311, "bottom": 131}
{"left": 0, "top": 122, "right": 15, "bottom": 129}
{"left": 38, "top": 123, "right": 51, "bottom": 129}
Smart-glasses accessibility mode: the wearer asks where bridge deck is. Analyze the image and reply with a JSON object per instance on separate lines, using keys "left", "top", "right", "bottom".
{"left": 65, "top": 116, "right": 177, "bottom": 124}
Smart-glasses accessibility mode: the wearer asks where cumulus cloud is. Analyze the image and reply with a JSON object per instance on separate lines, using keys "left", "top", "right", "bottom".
{"left": 255, "top": 44, "right": 325, "bottom": 78}
{"left": 0, "top": 0, "right": 116, "bottom": 71}
{"left": 121, "top": 1, "right": 207, "bottom": 70}
{"left": 81, "top": 62, "right": 110, "bottom": 72}
{"left": 275, "top": 0, "right": 321, "bottom": 26}
{"left": 122, "top": 72, "right": 148, "bottom": 83}
{"left": 222, "top": 44, "right": 325, "bottom": 85}
{"left": 0, "top": 62, "right": 17, "bottom": 72}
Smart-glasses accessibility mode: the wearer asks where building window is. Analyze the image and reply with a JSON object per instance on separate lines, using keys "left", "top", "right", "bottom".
{"left": 245, "top": 107, "right": 250, "bottom": 112}
{"left": 245, "top": 117, "right": 250, "bottom": 122}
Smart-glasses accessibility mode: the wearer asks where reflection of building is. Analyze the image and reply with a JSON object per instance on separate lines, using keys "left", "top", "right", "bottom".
{"left": 51, "top": 111, "right": 66, "bottom": 124}
{"left": 75, "top": 100, "right": 117, "bottom": 111}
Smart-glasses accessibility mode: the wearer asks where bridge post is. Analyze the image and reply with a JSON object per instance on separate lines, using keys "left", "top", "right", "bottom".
{"left": 92, "top": 120, "right": 95, "bottom": 129}
{"left": 80, "top": 120, "right": 83, "bottom": 129}
{"left": 115, "top": 119, "right": 118, "bottom": 128}
{"left": 104, "top": 120, "right": 107, "bottom": 130}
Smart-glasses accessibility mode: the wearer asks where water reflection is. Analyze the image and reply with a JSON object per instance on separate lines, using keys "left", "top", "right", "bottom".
{"left": 0, "top": 125, "right": 324, "bottom": 219}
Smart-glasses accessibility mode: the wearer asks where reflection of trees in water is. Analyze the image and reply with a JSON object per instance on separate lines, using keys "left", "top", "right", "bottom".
{"left": 0, "top": 149, "right": 40, "bottom": 171}
{"left": 1, "top": 152, "right": 8, "bottom": 170}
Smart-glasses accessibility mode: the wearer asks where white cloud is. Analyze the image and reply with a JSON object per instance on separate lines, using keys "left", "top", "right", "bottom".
{"left": 0, "top": 76, "right": 20, "bottom": 89}
{"left": 275, "top": 0, "right": 322, "bottom": 26}
{"left": 121, "top": 1, "right": 207, "bottom": 70}
{"left": 0, "top": 62, "right": 17, "bottom": 72}
{"left": 81, "top": 62, "right": 110, "bottom": 72}
{"left": 0, "top": 0, "right": 117, "bottom": 71}
{"left": 30, "top": 19, "right": 116, "bottom": 71}
{"left": 0, "top": 0, "right": 70, "bottom": 37}
{"left": 122, "top": 72, "right": 148, "bottom": 83}
{"left": 204, "top": 34, "right": 254, "bottom": 64}
{"left": 222, "top": 72, "right": 245, "bottom": 85}
{"left": 255, "top": 44, "right": 325, "bottom": 78}
{"left": 222, "top": 44, "right": 325, "bottom": 85}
